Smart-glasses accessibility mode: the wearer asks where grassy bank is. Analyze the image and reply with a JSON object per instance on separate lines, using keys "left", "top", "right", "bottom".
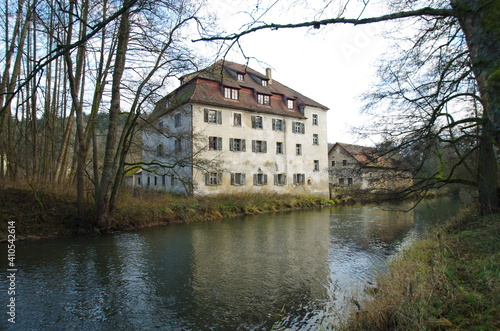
{"left": 0, "top": 186, "right": 334, "bottom": 240}
{"left": 341, "top": 208, "right": 499, "bottom": 330}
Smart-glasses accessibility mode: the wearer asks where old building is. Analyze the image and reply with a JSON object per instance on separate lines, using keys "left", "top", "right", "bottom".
{"left": 328, "top": 142, "right": 413, "bottom": 191}
{"left": 139, "top": 60, "right": 330, "bottom": 196}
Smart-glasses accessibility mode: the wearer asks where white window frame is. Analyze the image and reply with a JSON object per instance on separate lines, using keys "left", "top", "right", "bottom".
{"left": 274, "top": 173, "right": 287, "bottom": 186}
{"left": 237, "top": 73, "right": 244, "bottom": 81}
{"left": 253, "top": 173, "right": 268, "bottom": 186}
{"left": 224, "top": 87, "right": 239, "bottom": 100}
{"left": 293, "top": 173, "right": 306, "bottom": 185}
{"left": 233, "top": 113, "right": 242, "bottom": 127}
{"left": 205, "top": 172, "right": 222, "bottom": 186}
{"left": 204, "top": 109, "right": 222, "bottom": 124}
{"left": 252, "top": 140, "right": 267, "bottom": 153}
{"left": 292, "top": 121, "right": 305, "bottom": 134}
{"left": 287, "top": 99, "right": 294, "bottom": 110}
{"left": 257, "top": 93, "right": 270, "bottom": 105}
{"left": 314, "top": 160, "right": 319, "bottom": 171}
{"left": 312, "top": 114, "right": 318, "bottom": 125}
{"left": 229, "top": 138, "right": 246, "bottom": 152}
{"left": 313, "top": 134, "right": 319, "bottom": 145}
{"left": 272, "top": 118, "right": 285, "bottom": 131}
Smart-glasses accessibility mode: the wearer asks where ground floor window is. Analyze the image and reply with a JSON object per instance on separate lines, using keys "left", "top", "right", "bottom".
{"left": 274, "top": 173, "right": 286, "bottom": 185}
{"left": 231, "top": 173, "right": 246, "bottom": 185}
{"left": 293, "top": 173, "right": 305, "bottom": 185}
{"left": 253, "top": 173, "right": 268, "bottom": 185}
{"left": 205, "top": 172, "right": 222, "bottom": 186}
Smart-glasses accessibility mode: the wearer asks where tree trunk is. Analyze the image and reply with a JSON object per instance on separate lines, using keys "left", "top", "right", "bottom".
{"left": 95, "top": 8, "right": 130, "bottom": 229}
{"left": 452, "top": 0, "right": 500, "bottom": 213}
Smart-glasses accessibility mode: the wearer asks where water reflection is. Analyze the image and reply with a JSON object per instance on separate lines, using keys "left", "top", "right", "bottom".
{"left": 0, "top": 197, "right": 462, "bottom": 330}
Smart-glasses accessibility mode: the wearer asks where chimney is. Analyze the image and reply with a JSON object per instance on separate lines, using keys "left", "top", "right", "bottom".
{"left": 266, "top": 68, "right": 272, "bottom": 84}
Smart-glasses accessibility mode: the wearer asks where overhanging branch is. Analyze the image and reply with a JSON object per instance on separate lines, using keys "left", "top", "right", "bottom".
{"left": 193, "top": 7, "right": 455, "bottom": 42}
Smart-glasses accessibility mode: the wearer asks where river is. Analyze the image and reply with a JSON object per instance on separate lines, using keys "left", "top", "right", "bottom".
{"left": 1, "top": 197, "right": 462, "bottom": 330}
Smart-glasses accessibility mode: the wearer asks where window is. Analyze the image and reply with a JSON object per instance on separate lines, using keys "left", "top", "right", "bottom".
{"left": 296, "top": 144, "right": 302, "bottom": 155}
{"left": 208, "top": 136, "right": 222, "bottom": 151}
{"left": 205, "top": 172, "right": 222, "bottom": 186}
{"left": 292, "top": 121, "right": 305, "bottom": 134}
{"left": 174, "top": 138, "right": 181, "bottom": 152}
{"left": 159, "top": 121, "right": 164, "bottom": 130}
{"left": 253, "top": 173, "right": 268, "bottom": 186}
{"left": 314, "top": 160, "right": 320, "bottom": 171}
{"left": 237, "top": 73, "right": 244, "bottom": 81}
{"left": 171, "top": 175, "right": 175, "bottom": 186}
{"left": 204, "top": 109, "right": 222, "bottom": 124}
{"left": 154, "top": 176, "right": 157, "bottom": 186}
{"left": 231, "top": 173, "right": 246, "bottom": 185}
{"left": 162, "top": 175, "right": 166, "bottom": 186}
{"left": 313, "top": 134, "right": 319, "bottom": 145}
{"left": 252, "top": 140, "right": 267, "bottom": 153}
{"left": 261, "top": 79, "right": 268, "bottom": 87}
{"left": 342, "top": 159, "right": 347, "bottom": 166}
{"left": 331, "top": 160, "right": 336, "bottom": 167}
{"left": 229, "top": 138, "right": 246, "bottom": 152}
{"left": 224, "top": 87, "right": 239, "bottom": 100}
{"left": 338, "top": 178, "right": 345, "bottom": 185}
{"left": 348, "top": 178, "right": 353, "bottom": 186}
{"left": 272, "top": 118, "right": 285, "bottom": 131}
{"left": 137, "top": 176, "right": 141, "bottom": 185}
{"left": 287, "top": 99, "right": 294, "bottom": 110}
{"left": 157, "top": 144, "right": 164, "bottom": 157}
{"left": 274, "top": 173, "right": 286, "bottom": 185}
{"left": 312, "top": 114, "right": 318, "bottom": 125}
{"left": 174, "top": 113, "right": 182, "bottom": 127}
{"left": 257, "top": 94, "right": 270, "bottom": 105}
{"left": 233, "top": 113, "right": 242, "bottom": 127}
{"left": 276, "top": 142, "right": 283, "bottom": 154}
{"left": 251, "top": 116, "right": 263, "bottom": 129}
{"left": 293, "top": 173, "right": 305, "bottom": 185}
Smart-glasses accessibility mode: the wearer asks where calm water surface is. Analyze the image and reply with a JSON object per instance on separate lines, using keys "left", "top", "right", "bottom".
{"left": 1, "top": 197, "right": 462, "bottom": 330}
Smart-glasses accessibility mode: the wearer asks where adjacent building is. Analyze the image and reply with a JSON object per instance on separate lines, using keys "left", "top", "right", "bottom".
{"left": 328, "top": 142, "right": 413, "bottom": 191}
{"left": 139, "top": 60, "right": 330, "bottom": 196}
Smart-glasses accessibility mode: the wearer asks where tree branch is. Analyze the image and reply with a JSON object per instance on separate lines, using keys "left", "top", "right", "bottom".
{"left": 193, "top": 7, "right": 455, "bottom": 42}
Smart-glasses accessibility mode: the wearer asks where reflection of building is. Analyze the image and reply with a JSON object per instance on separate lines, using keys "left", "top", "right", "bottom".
{"left": 328, "top": 142, "right": 413, "bottom": 191}
{"left": 188, "top": 212, "right": 331, "bottom": 326}
{"left": 139, "top": 60, "right": 329, "bottom": 196}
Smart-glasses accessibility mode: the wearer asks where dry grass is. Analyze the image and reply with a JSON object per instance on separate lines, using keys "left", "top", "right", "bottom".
{"left": 341, "top": 208, "right": 499, "bottom": 330}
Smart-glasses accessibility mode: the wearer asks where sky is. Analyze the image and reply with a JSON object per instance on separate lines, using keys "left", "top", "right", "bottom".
{"left": 195, "top": 0, "right": 393, "bottom": 146}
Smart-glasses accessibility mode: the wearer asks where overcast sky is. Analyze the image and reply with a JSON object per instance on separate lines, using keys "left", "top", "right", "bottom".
{"left": 196, "top": 0, "right": 393, "bottom": 146}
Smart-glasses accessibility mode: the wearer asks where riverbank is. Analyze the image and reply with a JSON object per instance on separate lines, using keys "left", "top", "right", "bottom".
{"left": 0, "top": 186, "right": 334, "bottom": 241}
{"left": 340, "top": 207, "right": 499, "bottom": 330}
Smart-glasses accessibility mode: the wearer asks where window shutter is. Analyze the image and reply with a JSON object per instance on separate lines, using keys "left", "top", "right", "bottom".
{"left": 217, "top": 111, "right": 222, "bottom": 124}
{"left": 283, "top": 174, "right": 287, "bottom": 185}
{"left": 274, "top": 174, "right": 277, "bottom": 185}
{"left": 301, "top": 123, "right": 305, "bottom": 134}
{"left": 241, "top": 139, "right": 246, "bottom": 152}
{"left": 252, "top": 140, "right": 256, "bottom": 152}
{"left": 217, "top": 173, "right": 222, "bottom": 185}
{"left": 204, "top": 109, "right": 209, "bottom": 122}
{"left": 217, "top": 137, "right": 222, "bottom": 150}
{"left": 205, "top": 173, "right": 209, "bottom": 185}
{"left": 229, "top": 138, "right": 234, "bottom": 151}
{"left": 293, "top": 174, "right": 297, "bottom": 185}
{"left": 231, "top": 173, "right": 235, "bottom": 185}
{"left": 242, "top": 173, "right": 246, "bottom": 185}
{"left": 283, "top": 120, "right": 286, "bottom": 132}
{"left": 272, "top": 118, "right": 276, "bottom": 130}
{"left": 263, "top": 174, "right": 268, "bottom": 185}
{"left": 262, "top": 141, "right": 267, "bottom": 153}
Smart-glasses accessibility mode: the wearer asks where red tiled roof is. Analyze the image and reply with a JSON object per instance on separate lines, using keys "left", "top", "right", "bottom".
{"left": 332, "top": 142, "right": 399, "bottom": 169}
{"left": 151, "top": 60, "right": 328, "bottom": 120}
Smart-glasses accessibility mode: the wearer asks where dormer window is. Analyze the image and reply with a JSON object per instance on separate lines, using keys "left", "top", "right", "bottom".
{"left": 261, "top": 79, "right": 268, "bottom": 87}
{"left": 224, "top": 87, "right": 239, "bottom": 100}
{"left": 237, "top": 73, "right": 244, "bottom": 81}
{"left": 287, "top": 99, "right": 294, "bottom": 110}
{"left": 257, "top": 93, "right": 270, "bottom": 106}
